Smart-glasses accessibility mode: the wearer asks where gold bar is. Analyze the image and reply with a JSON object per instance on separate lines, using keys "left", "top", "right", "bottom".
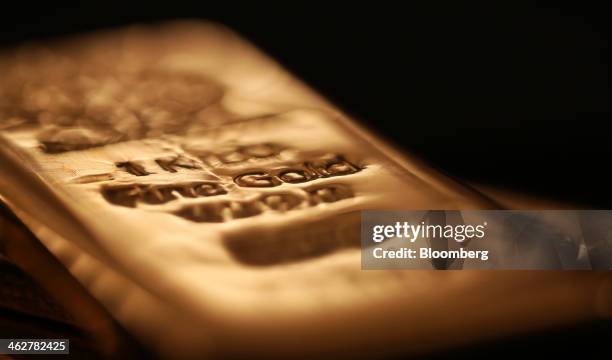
{"left": 0, "top": 22, "right": 609, "bottom": 358}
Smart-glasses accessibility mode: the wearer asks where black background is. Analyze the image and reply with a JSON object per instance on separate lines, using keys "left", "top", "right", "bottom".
{"left": 0, "top": 2, "right": 610, "bottom": 358}
{"left": 2, "top": 2, "right": 612, "bottom": 207}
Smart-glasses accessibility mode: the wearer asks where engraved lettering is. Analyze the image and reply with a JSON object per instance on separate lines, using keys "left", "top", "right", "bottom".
{"left": 242, "top": 143, "right": 278, "bottom": 158}
{"left": 233, "top": 155, "right": 360, "bottom": 187}
{"left": 234, "top": 172, "right": 281, "bottom": 188}
{"left": 175, "top": 200, "right": 262, "bottom": 223}
{"left": 155, "top": 155, "right": 201, "bottom": 173}
{"left": 218, "top": 150, "right": 247, "bottom": 164}
{"left": 102, "top": 182, "right": 227, "bottom": 207}
{"left": 188, "top": 143, "right": 283, "bottom": 167}
{"left": 116, "top": 161, "right": 152, "bottom": 176}
{"left": 174, "top": 184, "right": 352, "bottom": 223}
{"left": 307, "top": 184, "right": 353, "bottom": 205}
{"left": 307, "top": 155, "right": 360, "bottom": 177}
{"left": 260, "top": 193, "right": 305, "bottom": 212}
{"left": 277, "top": 167, "right": 317, "bottom": 184}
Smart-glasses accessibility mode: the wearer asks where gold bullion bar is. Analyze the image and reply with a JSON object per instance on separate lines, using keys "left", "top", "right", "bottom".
{"left": 0, "top": 22, "right": 610, "bottom": 359}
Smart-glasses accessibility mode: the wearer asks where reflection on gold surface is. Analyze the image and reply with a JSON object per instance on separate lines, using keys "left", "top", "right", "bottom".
{"left": 0, "top": 21, "right": 610, "bottom": 358}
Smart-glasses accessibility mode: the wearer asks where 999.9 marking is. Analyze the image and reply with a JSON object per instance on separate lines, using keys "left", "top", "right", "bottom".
{"left": 0, "top": 339, "right": 69, "bottom": 354}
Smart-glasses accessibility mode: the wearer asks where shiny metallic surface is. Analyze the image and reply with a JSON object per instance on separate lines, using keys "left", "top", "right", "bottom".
{"left": 0, "top": 22, "right": 609, "bottom": 358}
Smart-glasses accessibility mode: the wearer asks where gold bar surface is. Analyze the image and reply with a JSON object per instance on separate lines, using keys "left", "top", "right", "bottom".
{"left": 0, "top": 22, "right": 609, "bottom": 358}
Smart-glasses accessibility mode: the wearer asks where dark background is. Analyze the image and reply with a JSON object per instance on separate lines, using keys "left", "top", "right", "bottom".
{"left": 1, "top": 2, "right": 611, "bottom": 207}
{"left": 0, "top": 2, "right": 610, "bottom": 358}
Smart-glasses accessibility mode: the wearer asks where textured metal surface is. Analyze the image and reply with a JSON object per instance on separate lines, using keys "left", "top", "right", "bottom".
{"left": 0, "top": 22, "right": 610, "bottom": 359}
